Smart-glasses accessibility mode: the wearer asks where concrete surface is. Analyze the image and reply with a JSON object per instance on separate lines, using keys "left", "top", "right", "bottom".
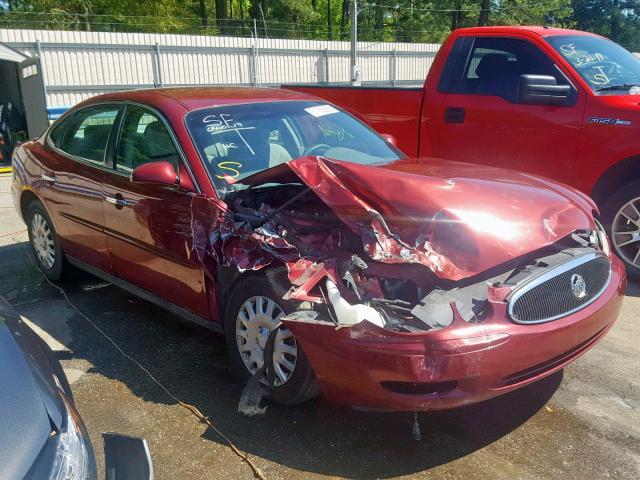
{"left": 1, "top": 171, "right": 639, "bottom": 479}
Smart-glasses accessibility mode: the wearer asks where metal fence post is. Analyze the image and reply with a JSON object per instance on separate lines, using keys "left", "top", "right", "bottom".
{"left": 391, "top": 48, "right": 397, "bottom": 87}
{"left": 153, "top": 43, "right": 164, "bottom": 87}
{"left": 251, "top": 19, "right": 259, "bottom": 86}
{"left": 324, "top": 47, "right": 330, "bottom": 83}
{"left": 350, "top": 0, "right": 361, "bottom": 85}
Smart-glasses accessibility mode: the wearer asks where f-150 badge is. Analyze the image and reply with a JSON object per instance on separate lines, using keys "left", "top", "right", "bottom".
{"left": 588, "top": 117, "right": 632, "bottom": 126}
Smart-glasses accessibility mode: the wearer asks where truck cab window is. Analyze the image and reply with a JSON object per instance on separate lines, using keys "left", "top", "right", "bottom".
{"left": 441, "top": 37, "right": 569, "bottom": 102}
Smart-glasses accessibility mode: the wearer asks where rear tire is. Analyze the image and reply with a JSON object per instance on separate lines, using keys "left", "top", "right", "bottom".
{"left": 26, "top": 201, "right": 66, "bottom": 281}
{"left": 224, "top": 270, "right": 320, "bottom": 405}
{"left": 601, "top": 181, "right": 640, "bottom": 282}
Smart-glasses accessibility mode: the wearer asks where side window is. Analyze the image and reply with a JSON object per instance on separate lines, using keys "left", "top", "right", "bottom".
{"left": 116, "top": 105, "right": 180, "bottom": 174}
{"left": 58, "top": 106, "right": 119, "bottom": 165}
{"left": 49, "top": 117, "right": 70, "bottom": 148}
{"left": 440, "top": 37, "right": 568, "bottom": 101}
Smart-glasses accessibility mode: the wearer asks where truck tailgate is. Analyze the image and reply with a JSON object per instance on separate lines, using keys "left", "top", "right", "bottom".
{"left": 283, "top": 85, "right": 423, "bottom": 157}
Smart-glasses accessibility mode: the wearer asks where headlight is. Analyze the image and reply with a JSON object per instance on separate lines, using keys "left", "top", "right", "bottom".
{"left": 594, "top": 219, "right": 611, "bottom": 257}
{"left": 48, "top": 394, "right": 97, "bottom": 480}
{"left": 30, "top": 393, "right": 98, "bottom": 480}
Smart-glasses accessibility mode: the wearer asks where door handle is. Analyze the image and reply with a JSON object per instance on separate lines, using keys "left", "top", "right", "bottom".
{"left": 444, "top": 107, "right": 466, "bottom": 124}
{"left": 105, "top": 195, "right": 133, "bottom": 207}
{"left": 41, "top": 174, "right": 58, "bottom": 183}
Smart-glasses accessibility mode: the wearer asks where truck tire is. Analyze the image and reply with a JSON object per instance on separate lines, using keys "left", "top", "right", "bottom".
{"left": 26, "top": 201, "right": 67, "bottom": 281}
{"left": 224, "top": 270, "right": 320, "bottom": 405}
{"left": 602, "top": 181, "right": 640, "bottom": 282}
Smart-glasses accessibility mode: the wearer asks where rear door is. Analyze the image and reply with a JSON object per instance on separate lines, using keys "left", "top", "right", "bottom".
{"left": 430, "top": 36, "right": 585, "bottom": 183}
{"left": 42, "top": 104, "right": 122, "bottom": 273}
{"left": 102, "top": 103, "right": 209, "bottom": 319}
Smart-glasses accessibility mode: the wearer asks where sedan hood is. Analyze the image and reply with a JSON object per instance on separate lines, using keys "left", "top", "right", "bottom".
{"left": 0, "top": 300, "right": 60, "bottom": 479}
{"left": 241, "top": 156, "right": 596, "bottom": 280}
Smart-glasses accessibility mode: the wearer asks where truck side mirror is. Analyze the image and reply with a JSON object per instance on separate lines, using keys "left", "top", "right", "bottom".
{"left": 517, "top": 74, "right": 571, "bottom": 106}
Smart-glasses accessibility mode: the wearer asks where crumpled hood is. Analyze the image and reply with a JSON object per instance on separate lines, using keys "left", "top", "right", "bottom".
{"left": 243, "top": 156, "right": 596, "bottom": 280}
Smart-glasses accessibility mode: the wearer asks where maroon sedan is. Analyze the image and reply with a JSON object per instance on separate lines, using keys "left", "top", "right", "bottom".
{"left": 11, "top": 87, "right": 625, "bottom": 411}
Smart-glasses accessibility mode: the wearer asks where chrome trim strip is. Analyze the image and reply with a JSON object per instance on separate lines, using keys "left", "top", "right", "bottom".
{"left": 507, "top": 251, "right": 612, "bottom": 324}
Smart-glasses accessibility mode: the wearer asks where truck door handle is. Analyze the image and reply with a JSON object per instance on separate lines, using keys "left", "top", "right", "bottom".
{"left": 105, "top": 195, "right": 133, "bottom": 208}
{"left": 444, "top": 107, "right": 465, "bottom": 124}
{"left": 41, "top": 174, "right": 58, "bottom": 183}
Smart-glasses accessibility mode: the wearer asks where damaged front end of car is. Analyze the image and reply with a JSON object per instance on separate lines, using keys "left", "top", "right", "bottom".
{"left": 191, "top": 156, "right": 624, "bottom": 412}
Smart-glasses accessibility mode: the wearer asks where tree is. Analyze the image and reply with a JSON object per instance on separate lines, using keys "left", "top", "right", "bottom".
{"left": 478, "top": 0, "right": 491, "bottom": 26}
{"left": 573, "top": 0, "right": 640, "bottom": 46}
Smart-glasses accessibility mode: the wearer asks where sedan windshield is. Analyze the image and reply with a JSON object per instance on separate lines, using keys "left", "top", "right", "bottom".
{"left": 185, "top": 100, "right": 402, "bottom": 194}
{"left": 546, "top": 35, "right": 640, "bottom": 94}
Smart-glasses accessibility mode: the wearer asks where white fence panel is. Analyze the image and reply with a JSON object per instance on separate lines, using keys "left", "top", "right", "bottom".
{"left": 0, "top": 28, "right": 439, "bottom": 108}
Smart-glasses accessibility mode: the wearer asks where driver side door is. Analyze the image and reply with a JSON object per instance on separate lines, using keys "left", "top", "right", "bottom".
{"left": 102, "top": 104, "right": 209, "bottom": 319}
{"left": 432, "top": 36, "right": 586, "bottom": 184}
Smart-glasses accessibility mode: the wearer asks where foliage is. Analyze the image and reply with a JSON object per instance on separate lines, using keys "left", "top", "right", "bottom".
{"left": 0, "top": 0, "right": 639, "bottom": 47}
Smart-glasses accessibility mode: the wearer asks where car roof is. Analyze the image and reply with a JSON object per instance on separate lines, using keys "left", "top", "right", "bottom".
{"left": 87, "top": 86, "right": 315, "bottom": 111}
{"left": 453, "top": 25, "right": 601, "bottom": 38}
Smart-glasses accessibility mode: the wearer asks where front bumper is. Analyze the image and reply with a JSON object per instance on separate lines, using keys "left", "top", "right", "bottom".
{"left": 283, "top": 255, "right": 626, "bottom": 411}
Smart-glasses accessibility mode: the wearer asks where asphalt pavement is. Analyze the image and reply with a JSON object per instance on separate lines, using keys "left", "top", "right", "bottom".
{"left": 1, "top": 172, "right": 638, "bottom": 479}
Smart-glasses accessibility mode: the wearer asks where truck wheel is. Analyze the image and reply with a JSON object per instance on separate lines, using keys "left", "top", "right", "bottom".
{"left": 602, "top": 181, "right": 640, "bottom": 282}
{"left": 224, "top": 271, "right": 320, "bottom": 405}
{"left": 26, "top": 201, "right": 67, "bottom": 281}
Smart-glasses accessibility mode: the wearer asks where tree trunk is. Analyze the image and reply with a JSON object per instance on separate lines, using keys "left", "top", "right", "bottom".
{"left": 340, "top": 0, "right": 349, "bottom": 40}
{"left": 80, "top": 3, "right": 91, "bottom": 32}
{"left": 477, "top": 0, "right": 490, "bottom": 26}
{"left": 375, "top": 4, "right": 384, "bottom": 40}
{"left": 328, "top": 0, "right": 333, "bottom": 40}
{"left": 199, "top": 0, "right": 208, "bottom": 27}
{"left": 312, "top": 0, "right": 318, "bottom": 10}
{"left": 216, "top": 0, "right": 228, "bottom": 32}
{"left": 451, "top": 0, "right": 464, "bottom": 31}
{"left": 610, "top": 0, "right": 622, "bottom": 42}
{"left": 261, "top": 0, "right": 268, "bottom": 37}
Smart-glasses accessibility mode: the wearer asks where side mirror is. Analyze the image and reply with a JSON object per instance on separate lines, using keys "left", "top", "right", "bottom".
{"left": 518, "top": 74, "right": 571, "bottom": 106}
{"left": 381, "top": 133, "right": 398, "bottom": 147}
{"left": 131, "top": 161, "right": 179, "bottom": 188}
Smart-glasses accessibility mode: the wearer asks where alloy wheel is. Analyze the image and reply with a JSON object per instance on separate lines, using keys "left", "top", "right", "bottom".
{"left": 235, "top": 295, "right": 298, "bottom": 385}
{"left": 31, "top": 213, "right": 55, "bottom": 270}
{"left": 611, "top": 196, "right": 640, "bottom": 267}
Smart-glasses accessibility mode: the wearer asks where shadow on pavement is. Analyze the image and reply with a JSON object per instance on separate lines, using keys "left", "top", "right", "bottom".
{"left": 625, "top": 281, "right": 639, "bottom": 298}
{"left": 0, "top": 241, "right": 574, "bottom": 478}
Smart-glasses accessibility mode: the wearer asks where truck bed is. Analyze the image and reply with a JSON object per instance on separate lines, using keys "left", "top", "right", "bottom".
{"left": 283, "top": 85, "right": 424, "bottom": 157}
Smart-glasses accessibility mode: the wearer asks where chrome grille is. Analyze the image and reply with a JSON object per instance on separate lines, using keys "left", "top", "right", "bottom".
{"left": 508, "top": 253, "right": 611, "bottom": 324}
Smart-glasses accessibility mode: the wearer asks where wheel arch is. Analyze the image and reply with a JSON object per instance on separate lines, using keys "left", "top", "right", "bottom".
{"left": 214, "top": 263, "right": 290, "bottom": 330}
{"left": 19, "top": 189, "right": 41, "bottom": 221}
{"left": 590, "top": 155, "right": 640, "bottom": 206}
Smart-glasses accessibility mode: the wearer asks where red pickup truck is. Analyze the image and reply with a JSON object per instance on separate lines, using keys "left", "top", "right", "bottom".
{"left": 287, "top": 26, "right": 640, "bottom": 280}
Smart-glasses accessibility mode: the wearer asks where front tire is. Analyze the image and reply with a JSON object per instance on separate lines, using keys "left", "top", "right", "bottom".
{"left": 224, "top": 272, "right": 320, "bottom": 405}
{"left": 26, "top": 201, "right": 66, "bottom": 281}
{"left": 602, "top": 181, "right": 640, "bottom": 282}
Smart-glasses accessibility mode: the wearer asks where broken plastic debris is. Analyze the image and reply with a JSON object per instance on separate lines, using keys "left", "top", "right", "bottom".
{"left": 325, "top": 279, "right": 385, "bottom": 328}
{"left": 237, "top": 323, "right": 283, "bottom": 416}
